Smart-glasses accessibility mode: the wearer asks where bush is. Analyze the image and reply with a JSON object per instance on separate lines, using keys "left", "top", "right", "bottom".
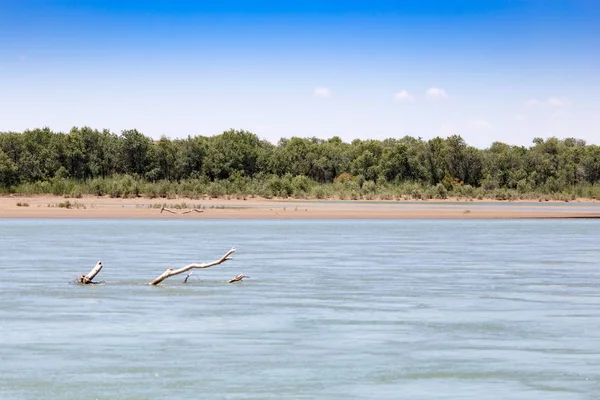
{"left": 334, "top": 173, "right": 357, "bottom": 184}
{"left": 207, "top": 181, "right": 227, "bottom": 198}
{"left": 356, "top": 175, "right": 365, "bottom": 189}
{"left": 362, "top": 180, "right": 376, "bottom": 194}
{"left": 266, "top": 175, "right": 293, "bottom": 198}
{"left": 457, "top": 184, "right": 475, "bottom": 198}
{"left": 493, "top": 189, "right": 516, "bottom": 201}
{"left": 89, "top": 178, "right": 106, "bottom": 196}
{"left": 70, "top": 187, "right": 83, "bottom": 198}
{"left": 54, "top": 166, "right": 69, "bottom": 179}
{"left": 516, "top": 179, "right": 530, "bottom": 194}
{"left": 58, "top": 200, "right": 72, "bottom": 209}
{"left": 435, "top": 183, "right": 448, "bottom": 199}
{"left": 441, "top": 172, "right": 454, "bottom": 191}
{"left": 291, "top": 175, "right": 311, "bottom": 195}
{"left": 157, "top": 180, "right": 172, "bottom": 198}
{"left": 50, "top": 178, "right": 70, "bottom": 196}
{"left": 311, "top": 186, "right": 328, "bottom": 199}
{"left": 481, "top": 175, "right": 499, "bottom": 191}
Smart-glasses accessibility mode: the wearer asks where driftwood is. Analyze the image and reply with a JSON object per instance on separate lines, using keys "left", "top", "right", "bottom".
{"left": 228, "top": 274, "right": 249, "bottom": 283}
{"left": 149, "top": 248, "right": 236, "bottom": 285}
{"left": 75, "top": 249, "right": 243, "bottom": 286}
{"left": 79, "top": 261, "right": 103, "bottom": 284}
{"left": 160, "top": 205, "right": 204, "bottom": 215}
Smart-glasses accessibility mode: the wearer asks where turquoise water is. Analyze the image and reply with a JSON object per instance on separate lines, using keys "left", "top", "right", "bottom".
{"left": 0, "top": 219, "right": 599, "bottom": 399}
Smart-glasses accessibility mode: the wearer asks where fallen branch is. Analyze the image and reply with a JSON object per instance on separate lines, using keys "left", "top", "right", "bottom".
{"left": 79, "top": 261, "right": 103, "bottom": 284}
{"left": 160, "top": 205, "right": 204, "bottom": 215}
{"left": 228, "top": 274, "right": 249, "bottom": 283}
{"left": 149, "top": 248, "right": 236, "bottom": 285}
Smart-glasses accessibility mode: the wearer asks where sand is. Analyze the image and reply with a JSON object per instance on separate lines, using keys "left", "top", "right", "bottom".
{"left": 1, "top": 195, "right": 599, "bottom": 219}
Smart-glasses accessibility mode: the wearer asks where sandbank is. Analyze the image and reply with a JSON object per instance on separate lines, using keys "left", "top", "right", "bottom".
{"left": 1, "top": 195, "right": 599, "bottom": 219}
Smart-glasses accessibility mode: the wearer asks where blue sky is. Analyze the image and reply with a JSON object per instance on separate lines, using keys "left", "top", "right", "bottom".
{"left": 1, "top": 0, "right": 598, "bottom": 148}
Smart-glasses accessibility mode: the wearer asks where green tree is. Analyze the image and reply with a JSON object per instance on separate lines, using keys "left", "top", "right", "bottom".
{"left": 0, "top": 149, "right": 19, "bottom": 187}
{"left": 121, "top": 129, "right": 151, "bottom": 176}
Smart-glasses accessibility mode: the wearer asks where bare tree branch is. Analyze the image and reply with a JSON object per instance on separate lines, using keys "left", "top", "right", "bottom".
{"left": 160, "top": 205, "right": 204, "bottom": 215}
{"left": 149, "top": 248, "right": 236, "bottom": 285}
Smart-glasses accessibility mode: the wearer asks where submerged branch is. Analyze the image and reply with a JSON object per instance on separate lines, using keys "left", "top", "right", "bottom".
{"left": 228, "top": 274, "right": 249, "bottom": 283}
{"left": 149, "top": 248, "right": 236, "bottom": 285}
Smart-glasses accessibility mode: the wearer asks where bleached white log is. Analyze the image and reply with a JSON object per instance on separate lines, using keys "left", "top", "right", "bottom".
{"left": 149, "top": 248, "right": 236, "bottom": 285}
{"left": 160, "top": 205, "right": 204, "bottom": 215}
{"left": 80, "top": 261, "right": 103, "bottom": 284}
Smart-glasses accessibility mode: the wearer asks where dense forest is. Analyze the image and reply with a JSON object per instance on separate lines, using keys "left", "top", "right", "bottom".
{"left": 1, "top": 127, "right": 599, "bottom": 200}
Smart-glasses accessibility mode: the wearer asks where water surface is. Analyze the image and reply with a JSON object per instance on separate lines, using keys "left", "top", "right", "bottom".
{"left": 0, "top": 219, "right": 599, "bottom": 399}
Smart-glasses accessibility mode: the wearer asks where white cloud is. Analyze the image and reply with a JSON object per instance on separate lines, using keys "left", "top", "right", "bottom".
{"left": 469, "top": 119, "right": 492, "bottom": 131}
{"left": 547, "top": 97, "right": 571, "bottom": 107}
{"left": 426, "top": 87, "right": 448, "bottom": 100}
{"left": 524, "top": 97, "right": 571, "bottom": 107}
{"left": 394, "top": 90, "right": 414, "bottom": 102}
{"left": 314, "top": 87, "right": 331, "bottom": 98}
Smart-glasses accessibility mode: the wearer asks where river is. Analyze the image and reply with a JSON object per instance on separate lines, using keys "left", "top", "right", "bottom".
{"left": 0, "top": 219, "right": 598, "bottom": 399}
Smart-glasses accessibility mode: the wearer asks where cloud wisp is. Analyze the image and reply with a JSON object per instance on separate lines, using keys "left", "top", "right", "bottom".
{"left": 314, "top": 87, "right": 332, "bottom": 98}
{"left": 394, "top": 90, "right": 415, "bottom": 102}
{"left": 426, "top": 87, "right": 449, "bottom": 100}
{"left": 524, "top": 97, "right": 571, "bottom": 107}
{"left": 546, "top": 97, "right": 571, "bottom": 107}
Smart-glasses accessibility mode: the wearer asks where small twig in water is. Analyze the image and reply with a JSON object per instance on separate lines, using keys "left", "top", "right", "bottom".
{"left": 228, "top": 274, "right": 249, "bottom": 283}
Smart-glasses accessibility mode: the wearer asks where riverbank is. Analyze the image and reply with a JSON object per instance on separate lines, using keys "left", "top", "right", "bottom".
{"left": 1, "top": 195, "right": 600, "bottom": 219}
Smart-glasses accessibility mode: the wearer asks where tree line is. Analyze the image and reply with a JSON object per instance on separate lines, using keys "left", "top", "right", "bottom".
{"left": 1, "top": 127, "right": 599, "bottom": 200}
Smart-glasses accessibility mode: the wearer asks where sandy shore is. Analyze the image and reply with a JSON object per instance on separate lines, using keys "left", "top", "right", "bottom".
{"left": 1, "top": 195, "right": 599, "bottom": 219}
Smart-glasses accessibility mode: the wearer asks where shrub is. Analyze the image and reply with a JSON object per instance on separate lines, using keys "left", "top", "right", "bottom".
{"left": 356, "top": 175, "right": 365, "bottom": 188}
{"left": 334, "top": 173, "right": 357, "bottom": 184}
{"left": 311, "top": 186, "right": 328, "bottom": 199}
{"left": 54, "top": 166, "right": 69, "bottom": 179}
{"left": 58, "top": 200, "right": 72, "bottom": 209}
{"left": 266, "top": 175, "right": 293, "bottom": 198}
{"left": 291, "top": 175, "right": 311, "bottom": 195}
{"left": 481, "top": 175, "right": 499, "bottom": 191}
{"left": 70, "top": 187, "right": 83, "bottom": 198}
{"left": 435, "top": 183, "right": 448, "bottom": 199}
{"left": 441, "top": 172, "right": 454, "bottom": 191}
{"left": 516, "top": 179, "right": 530, "bottom": 194}
{"left": 89, "top": 179, "right": 105, "bottom": 196}
{"left": 362, "top": 180, "right": 376, "bottom": 194}
{"left": 457, "top": 184, "right": 475, "bottom": 198}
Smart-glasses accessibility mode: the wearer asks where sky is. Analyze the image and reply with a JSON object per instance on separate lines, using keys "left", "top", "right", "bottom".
{"left": 0, "top": 0, "right": 599, "bottom": 148}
